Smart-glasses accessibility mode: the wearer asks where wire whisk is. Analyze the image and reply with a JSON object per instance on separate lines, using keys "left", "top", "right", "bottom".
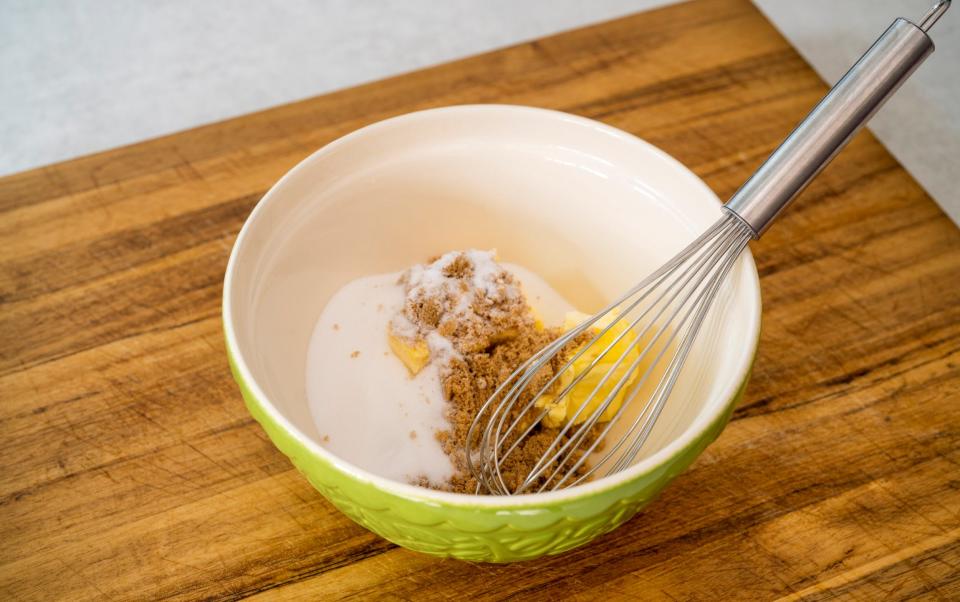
{"left": 467, "top": 213, "right": 752, "bottom": 494}
{"left": 466, "top": 0, "right": 950, "bottom": 495}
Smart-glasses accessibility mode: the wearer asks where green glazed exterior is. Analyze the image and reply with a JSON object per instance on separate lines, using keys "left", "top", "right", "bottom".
{"left": 227, "top": 341, "right": 751, "bottom": 563}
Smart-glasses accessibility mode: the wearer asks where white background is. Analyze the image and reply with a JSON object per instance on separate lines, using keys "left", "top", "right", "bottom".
{"left": 3, "top": 0, "right": 957, "bottom": 223}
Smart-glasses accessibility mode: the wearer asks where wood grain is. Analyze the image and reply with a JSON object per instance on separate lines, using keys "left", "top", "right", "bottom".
{"left": 2, "top": 0, "right": 958, "bottom": 599}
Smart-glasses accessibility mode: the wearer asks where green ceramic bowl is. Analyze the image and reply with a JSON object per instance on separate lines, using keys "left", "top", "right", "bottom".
{"left": 223, "top": 105, "right": 761, "bottom": 563}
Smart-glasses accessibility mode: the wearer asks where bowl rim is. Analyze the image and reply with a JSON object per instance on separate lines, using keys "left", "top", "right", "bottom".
{"left": 222, "top": 103, "right": 761, "bottom": 508}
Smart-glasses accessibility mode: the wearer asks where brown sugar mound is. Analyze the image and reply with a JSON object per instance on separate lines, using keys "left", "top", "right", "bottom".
{"left": 393, "top": 250, "right": 531, "bottom": 355}
{"left": 438, "top": 327, "right": 598, "bottom": 493}
{"left": 392, "top": 250, "right": 598, "bottom": 493}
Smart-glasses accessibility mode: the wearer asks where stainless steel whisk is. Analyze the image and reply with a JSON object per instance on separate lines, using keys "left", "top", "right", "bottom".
{"left": 467, "top": 1, "right": 951, "bottom": 495}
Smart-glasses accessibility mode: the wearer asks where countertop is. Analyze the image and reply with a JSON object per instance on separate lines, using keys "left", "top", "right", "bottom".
{"left": 2, "top": 0, "right": 958, "bottom": 599}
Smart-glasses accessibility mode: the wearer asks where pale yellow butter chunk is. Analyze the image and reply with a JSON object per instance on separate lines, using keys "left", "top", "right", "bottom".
{"left": 528, "top": 304, "right": 545, "bottom": 332}
{"left": 387, "top": 328, "right": 430, "bottom": 376}
{"left": 536, "top": 310, "right": 640, "bottom": 428}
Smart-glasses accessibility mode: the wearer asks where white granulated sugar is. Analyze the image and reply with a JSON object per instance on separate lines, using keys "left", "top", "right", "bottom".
{"left": 426, "top": 331, "right": 459, "bottom": 363}
{"left": 466, "top": 249, "right": 517, "bottom": 300}
{"left": 395, "top": 249, "right": 526, "bottom": 348}
{"left": 389, "top": 311, "right": 419, "bottom": 340}
{"left": 451, "top": 289, "right": 475, "bottom": 315}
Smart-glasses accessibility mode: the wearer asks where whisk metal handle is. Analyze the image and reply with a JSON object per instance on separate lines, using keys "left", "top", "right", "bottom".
{"left": 724, "top": 3, "right": 948, "bottom": 237}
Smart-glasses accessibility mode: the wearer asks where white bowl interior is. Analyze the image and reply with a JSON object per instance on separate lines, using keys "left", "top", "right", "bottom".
{"left": 226, "top": 105, "right": 760, "bottom": 495}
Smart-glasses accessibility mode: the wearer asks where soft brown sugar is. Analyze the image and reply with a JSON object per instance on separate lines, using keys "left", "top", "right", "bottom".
{"left": 438, "top": 327, "right": 597, "bottom": 493}
{"left": 441, "top": 253, "right": 473, "bottom": 278}
{"left": 393, "top": 250, "right": 533, "bottom": 357}
{"left": 392, "top": 250, "right": 599, "bottom": 494}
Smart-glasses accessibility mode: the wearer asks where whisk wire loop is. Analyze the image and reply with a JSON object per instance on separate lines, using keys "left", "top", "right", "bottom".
{"left": 541, "top": 219, "right": 752, "bottom": 491}
{"left": 468, "top": 212, "right": 754, "bottom": 495}
{"left": 517, "top": 219, "right": 747, "bottom": 492}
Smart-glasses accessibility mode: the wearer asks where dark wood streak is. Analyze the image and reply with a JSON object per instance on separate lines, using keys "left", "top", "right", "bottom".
{"left": 0, "top": 191, "right": 262, "bottom": 305}
{"left": 224, "top": 540, "right": 399, "bottom": 602}
{"left": 0, "top": 266, "right": 224, "bottom": 373}
{"left": 0, "top": 309, "right": 220, "bottom": 380}
{"left": 733, "top": 333, "right": 958, "bottom": 420}
{"left": 572, "top": 49, "right": 808, "bottom": 120}
{"left": 2, "top": 0, "right": 959, "bottom": 600}
{"left": 0, "top": 413, "right": 257, "bottom": 509}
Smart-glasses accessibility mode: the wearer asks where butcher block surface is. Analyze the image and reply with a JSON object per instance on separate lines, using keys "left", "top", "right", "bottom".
{"left": 1, "top": 0, "right": 958, "bottom": 599}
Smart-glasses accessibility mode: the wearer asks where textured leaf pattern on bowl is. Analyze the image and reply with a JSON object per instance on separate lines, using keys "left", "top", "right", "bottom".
{"left": 229, "top": 347, "right": 749, "bottom": 562}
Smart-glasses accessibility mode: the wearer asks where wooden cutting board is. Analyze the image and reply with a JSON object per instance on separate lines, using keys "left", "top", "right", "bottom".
{"left": 2, "top": 0, "right": 958, "bottom": 599}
